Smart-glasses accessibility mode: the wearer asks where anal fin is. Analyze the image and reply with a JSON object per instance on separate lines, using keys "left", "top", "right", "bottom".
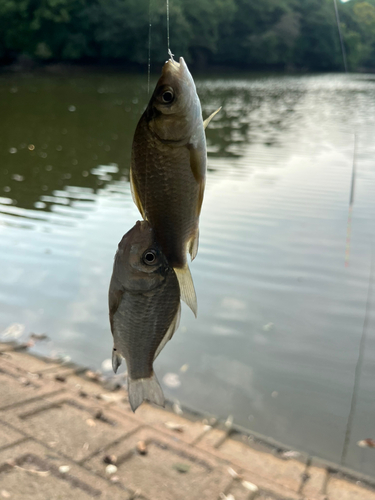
{"left": 174, "top": 265, "right": 197, "bottom": 317}
{"left": 112, "top": 348, "right": 122, "bottom": 374}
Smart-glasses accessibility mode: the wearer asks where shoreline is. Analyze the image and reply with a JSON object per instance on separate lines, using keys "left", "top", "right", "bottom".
{"left": 1, "top": 340, "right": 375, "bottom": 499}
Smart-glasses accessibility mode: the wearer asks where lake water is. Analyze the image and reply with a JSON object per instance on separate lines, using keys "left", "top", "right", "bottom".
{"left": 1, "top": 69, "right": 375, "bottom": 474}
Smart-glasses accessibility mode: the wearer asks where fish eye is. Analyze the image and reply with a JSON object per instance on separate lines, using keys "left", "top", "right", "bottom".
{"left": 162, "top": 90, "right": 174, "bottom": 103}
{"left": 142, "top": 249, "right": 158, "bottom": 265}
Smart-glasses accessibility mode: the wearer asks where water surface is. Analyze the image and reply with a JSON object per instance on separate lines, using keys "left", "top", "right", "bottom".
{"left": 1, "top": 69, "right": 375, "bottom": 474}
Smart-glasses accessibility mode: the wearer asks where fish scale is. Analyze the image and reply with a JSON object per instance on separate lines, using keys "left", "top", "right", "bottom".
{"left": 132, "top": 120, "right": 201, "bottom": 269}
{"left": 112, "top": 269, "right": 179, "bottom": 380}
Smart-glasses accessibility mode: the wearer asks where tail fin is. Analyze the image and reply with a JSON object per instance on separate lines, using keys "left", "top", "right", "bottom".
{"left": 174, "top": 264, "right": 197, "bottom": 317}
{"left": 128, "top": 373, "right": 164, "bottom": 412}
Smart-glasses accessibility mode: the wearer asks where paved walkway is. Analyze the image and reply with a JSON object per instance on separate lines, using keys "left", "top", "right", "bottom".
{"left": 0, "top": 342, "right": 374, "bottom": 500}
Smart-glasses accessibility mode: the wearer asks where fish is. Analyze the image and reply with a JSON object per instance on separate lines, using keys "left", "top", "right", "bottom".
{"left": 130, "top": 55, "right": 220, "bottom": 316}
{"left": 108, "top": 220, "right": 181, "bottom": 412}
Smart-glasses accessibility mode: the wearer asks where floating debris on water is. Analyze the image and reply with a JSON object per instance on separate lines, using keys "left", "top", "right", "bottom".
{"left": 12, "top": 174, "right": 24, "bottom": 182}
{"left": 225, "top": 415, "right": 233, "bottom": 429}
{"left": 357, "top": 439, "right": 375, "bottom": 448}
{"left": 163, "top": 373, "right": 181, "bottom": 388}
{"left": 262, "top": 322, "right": 274, "bottom": 332}
{"left": 30, "top": 333, "right": 49, "bottom": 341}
{"left": 68, "top": 105, "right": 76, "bottom": 112}
{"left": 9, "top": 148, "right": 17, "bottom": 154}
{"left": 180, "top": 363, "right": 189, "bottom": 373}
{"left": 101, "top": 358, "right": 113, "bottom": 372}
{"left": 28, "top": 144, "right": 35, "bottom": 151}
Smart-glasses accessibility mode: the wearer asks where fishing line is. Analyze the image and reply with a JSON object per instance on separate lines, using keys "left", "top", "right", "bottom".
{"left": 333, "top": 0, "right": 348, "bottom": 73}
{"left": 341, "top": 243, "right": 375, "bottom": 465}
{"left": 166, "top": 0, "right": 170, "bottom": 53}
{"left": 147, "top": 0, "right": 153, "bottom": 95}
{"left": 345, "top": 134, "right": 357, "bottom": 267}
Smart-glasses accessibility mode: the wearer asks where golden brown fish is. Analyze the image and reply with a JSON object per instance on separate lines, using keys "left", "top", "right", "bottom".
{"left": 130, "top": 56, "right": 220, "bottom": 316}
{"left": 108, "top": 220, "right": 181, "bottom": 412}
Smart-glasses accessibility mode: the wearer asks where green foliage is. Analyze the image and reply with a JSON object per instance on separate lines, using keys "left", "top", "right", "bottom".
{"left": 0, "top": 0, "right": 374, "bottom": 70}
{"left": 341, "top": 0, "right": 375, "bottom": 68}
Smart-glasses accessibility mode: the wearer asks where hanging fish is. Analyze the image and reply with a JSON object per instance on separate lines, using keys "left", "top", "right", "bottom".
{"left": 130, "top": 56, "right": 220, "bottom": 316}
{"left": 108, "top": 220, "right": 181, "bottom": 412}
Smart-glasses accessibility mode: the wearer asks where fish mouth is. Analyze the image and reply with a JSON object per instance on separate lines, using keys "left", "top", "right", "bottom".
{"left": 162, "top": 56, "right": 188, "bottom": 77}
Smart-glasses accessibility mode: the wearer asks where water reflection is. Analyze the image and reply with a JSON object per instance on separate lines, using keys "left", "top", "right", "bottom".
{"left": 1, "top": 70, "right": 375, "bottom": 475}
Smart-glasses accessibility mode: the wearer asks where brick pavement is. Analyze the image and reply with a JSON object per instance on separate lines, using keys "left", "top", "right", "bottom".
{"left": 0, "top": 342, "right": 374, "bottom": 500}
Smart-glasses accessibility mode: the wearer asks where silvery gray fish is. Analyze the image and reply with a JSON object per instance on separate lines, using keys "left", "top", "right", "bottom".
{"left": 130, "top": 56, "right": 220, "bottom": 316}
{"left": 108, "top": 220, "right": 181, "bottom": 412}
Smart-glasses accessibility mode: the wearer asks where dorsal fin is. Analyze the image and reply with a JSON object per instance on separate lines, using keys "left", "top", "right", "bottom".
{"left": 203, "top": 107, "right": 222, "bottom": 129}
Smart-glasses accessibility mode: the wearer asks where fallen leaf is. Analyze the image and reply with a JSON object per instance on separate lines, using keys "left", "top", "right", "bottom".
{"left": 165, "top": 421, "right": 185, "bottom": 432}
{"left": 173, "top": 463, "right": 190, "bottom": 473}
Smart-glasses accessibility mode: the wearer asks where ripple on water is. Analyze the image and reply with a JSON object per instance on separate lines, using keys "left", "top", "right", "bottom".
{"left": 0, "top": 72, "right": 375, "bottom": 474}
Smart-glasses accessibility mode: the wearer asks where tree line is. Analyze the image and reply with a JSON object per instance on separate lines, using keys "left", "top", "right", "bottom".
{"left": 0, "top": 0, "right": 374, "bottom": 71}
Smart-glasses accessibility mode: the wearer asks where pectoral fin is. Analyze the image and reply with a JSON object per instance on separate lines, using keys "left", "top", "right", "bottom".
{"left": 130, "top": 168, "right": 146, "bottom": 219}
{"left": 154, "top": 303, "right": 181, "bottom": 360}
{"left": 174, "top": 265, "right": 197, "bottom": 317}
{"left": 112, "top": 348, "right": 122, "bottom": 373}
{"left": 203, "top": 107, "right": 222, "bottom": 129}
